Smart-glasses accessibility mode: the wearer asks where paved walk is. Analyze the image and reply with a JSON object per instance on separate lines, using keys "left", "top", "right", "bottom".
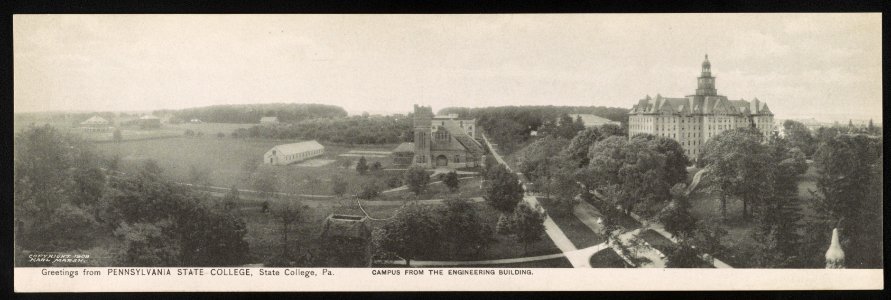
{"left": 522, "top": 196, "right": 590, "bottom": 268}
{"left": 381, "top": 176, "right": 477, "bottom": 194}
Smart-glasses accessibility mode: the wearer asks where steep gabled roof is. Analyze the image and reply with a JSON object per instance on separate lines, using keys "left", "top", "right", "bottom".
{"left": 393, "top": 142, "right": 415, "bottom": 153}
{"left": 441, "top": 120, "right": 485, "bottom": 156}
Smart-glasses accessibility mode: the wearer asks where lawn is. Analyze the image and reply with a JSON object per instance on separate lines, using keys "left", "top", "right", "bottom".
{"left": 378, "top": 177, "right": 484, "bottom": 201}
{"left": 537, "top": 197, "right": 605, "bottom": 249}
{"left": 589, "top": 248, "right": 630, "bottom": 268}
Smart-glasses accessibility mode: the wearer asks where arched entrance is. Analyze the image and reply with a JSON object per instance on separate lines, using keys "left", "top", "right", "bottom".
{"left": 435, "top": 155, "right": 448, "bottom": 167}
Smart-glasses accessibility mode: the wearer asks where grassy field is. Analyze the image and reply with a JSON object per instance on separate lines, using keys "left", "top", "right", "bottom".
{"left": 93, "top": 136, "right": 399, "bottom": 195}
{"left": 166, "top": 122, "right": 256, "bottom": 136}
{"left": 378, "top": 177, "right": 483, "bottom": 201}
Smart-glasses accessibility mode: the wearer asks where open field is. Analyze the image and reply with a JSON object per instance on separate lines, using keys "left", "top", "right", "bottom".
{"left": 93, "top": 136, "right": 399, "bottom": 195}
{"left": 166, "top": 122, "right": 256, "bottom": 135}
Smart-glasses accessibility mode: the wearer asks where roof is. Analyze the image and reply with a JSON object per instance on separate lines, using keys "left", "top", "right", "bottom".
{"left": 260, "top": 116, "right": 279, "bottom": 122}
{"left": 267, "top": 140, "right": 324, "bottom": 156}
{"left": 441, "top": 120, "right": 485, "bottom": 156}
{"left": 80, "top": 116, "right": 110, "bottom": 125}
{"left": 630, "top": 95, "right": 772, "bottom": 116}
{"left": 320, "top": 214, "right": 370, "bottom": 240}
{"left": 569, "top": 114, "right": 620, "bottom": 127}
{"left": 393, "top": 142, "right": 415, "bottom": 153}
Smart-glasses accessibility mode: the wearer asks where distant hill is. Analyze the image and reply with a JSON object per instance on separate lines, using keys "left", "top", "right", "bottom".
{"left": 155, "top": 103, "right": 348, "bottom": 124}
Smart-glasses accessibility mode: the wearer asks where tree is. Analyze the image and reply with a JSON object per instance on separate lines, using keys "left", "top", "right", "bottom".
{"left": 113, "top": 128, "right": 123, "bottom": 143}
{"left": 370, "top": 161, "right": 383, "bottom": 172}
{"left": 657, "top": 183, "right": 697, "bottom": 239}
{"left": 665, "top": 239, "right": 703, "bottom": 268}
{"left": 374, "top": 203, "right": 441, "bottom": 266}
{"left": 222, "top": 186, "right": 240, "bottom": 211}
{"left": 216, "top": 132, "right": 225, "bottom": 139}
{"left": 616, "top": 137, "right": 672, "bottom": 217}
{"left": 356, "top": 156, "right": 369, "bottom": 175}
{"left": 582, "top": 136, "right": 627, "bottom": 189}
{"left": 699, "top": 128, "right": 773, "bottom": 220}
{"left": 598, "top": 123, "right": 624, "bottom": 138}
{"left": 330, "top": 175, "right": 348, "bottom": 197}
{"left": 496, "top": 214, "right": 514, "bottom": 235}
{"left": 271, "top": 201, "right": 302, "bottom": 260}
{"left": 442, "top": 171, "right": 460, "bottom": 193}
{"left": 516, "top": 135, "right": 569, "bottom": 199}
{"left": 188, "top": 165, "right": 211, "bottom": 188}
{"left": 439, "top": 198, "right": 493, "bottom": 258}
{"left": 357, "top": 180, "right": 381, "bottom": 200}
{"left": 251, "top": 168, "right": 278, "bottom": 200}
{"left": 69, "top": 166, "right": 106, "bottom": 208}
{"left": 404, "top": 166, "right": 430, "bottom": 197}
{"left": 113, "top": 221, "right": 180, "bottom": 267}
{"left": 483, "top": 165, "right": 524, "bottom": 213}
{"left": 806, "top": 134, "right": 882, "bottom": 268}
{"left": 563, "top": 127, "right": 603, "bottom": 167}
{"left": 548, "top": 163, "right": 581, "bottom": 216}
{"left": 339, "top": 158, "right": 353, "bottom": 169}
{"left": 512, "top": 202, "right": 545, "bottom": 254}
{"left": 783, "top": 120, "right": 817, "bottom": 157}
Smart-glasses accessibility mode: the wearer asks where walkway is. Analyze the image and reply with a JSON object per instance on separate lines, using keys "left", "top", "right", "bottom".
{"left": 381, "top": 176, "right": 477, "bottom": 194}
{"left": 522, "top": 196, "right": 590, "bottom": 268}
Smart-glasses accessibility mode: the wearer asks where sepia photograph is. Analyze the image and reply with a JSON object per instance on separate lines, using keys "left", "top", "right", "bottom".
{"left": 11, "top": 13, "right": 883, "bottom": 291}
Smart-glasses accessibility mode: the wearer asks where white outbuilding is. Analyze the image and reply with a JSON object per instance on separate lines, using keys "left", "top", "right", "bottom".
{"left": 264, "top": 140, "right": 325, "bottom": 165}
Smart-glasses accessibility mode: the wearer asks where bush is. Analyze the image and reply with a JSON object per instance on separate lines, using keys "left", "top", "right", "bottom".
{"left": 357, "top": 180, "right": 381, "bottom": 199}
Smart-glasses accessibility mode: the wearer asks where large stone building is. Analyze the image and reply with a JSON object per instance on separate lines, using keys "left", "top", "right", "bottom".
{"left": 402, "top": 105, "right": 485, "bottom": 168}
{"left": 628, "top": 55, "right": 774, "bottom": 159}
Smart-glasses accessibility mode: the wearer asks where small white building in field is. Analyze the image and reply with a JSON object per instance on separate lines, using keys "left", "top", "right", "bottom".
{"left": 264, "top": 140, "right": 325, "bottom": 165}
{"left": 260, "top": 116, "right": 280, "bottom": 124}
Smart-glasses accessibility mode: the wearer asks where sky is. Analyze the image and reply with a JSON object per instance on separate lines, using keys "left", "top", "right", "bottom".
{"left": 14, "top": 14, "right": 883, "bottom": 121}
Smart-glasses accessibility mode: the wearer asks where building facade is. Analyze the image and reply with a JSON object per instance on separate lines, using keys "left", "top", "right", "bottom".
{"left": 263, "top": 140, "right": 325, "bottom": 165}
{"left": 410, "top": 105, "right": 485, "bottom": 168}
{"left": 628, "top": 55, "right": 774, "bottom": 159}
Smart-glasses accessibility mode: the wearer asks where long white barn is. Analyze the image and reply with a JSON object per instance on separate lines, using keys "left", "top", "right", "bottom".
{"left": 264, "top": 140, "right": 325, "bottom": 166}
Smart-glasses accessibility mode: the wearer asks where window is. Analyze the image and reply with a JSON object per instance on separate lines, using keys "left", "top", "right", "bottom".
{"left": 454, "top": 155, "right": 460, "bottom": 163}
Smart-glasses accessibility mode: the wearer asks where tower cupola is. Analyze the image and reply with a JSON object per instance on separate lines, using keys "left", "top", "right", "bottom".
{"left": 695, "top": 54, "right": 717, "bottom": 96}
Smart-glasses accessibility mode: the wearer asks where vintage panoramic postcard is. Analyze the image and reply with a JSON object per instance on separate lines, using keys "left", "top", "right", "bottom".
{"left": 13, "top": 14, "right": 882, "bottom": 292}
